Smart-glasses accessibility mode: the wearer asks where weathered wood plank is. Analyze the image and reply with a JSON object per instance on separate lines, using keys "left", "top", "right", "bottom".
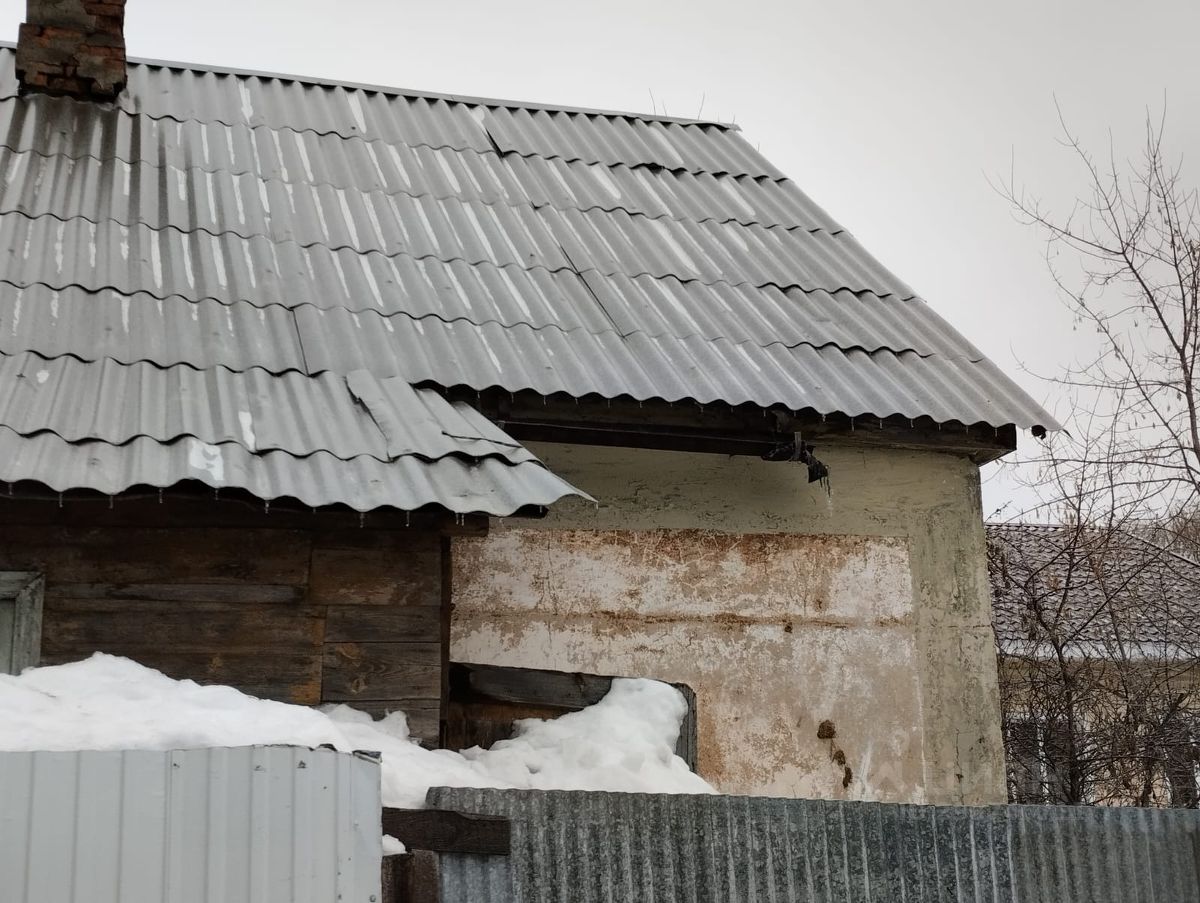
{"left": 38, "top": 649, "right": 323, "bottom": 704}
{"left": 327, "top": 704, "right": 438, "bottom": 744}
{"left": 0, "top": 526, "right": 312, "bottom": 584}
{"left": 309, "top": 548, "right": 440, "bottom": 607}
{"left": 325, "top": 606, "right": 441, "bottom": 643}
{"left": 341, "top": 698, "right": 441, "bottom": 745}
{"left": 382, "top": 809, "right": 510, "bottom": 855}
{"left": 322, "top": 643, "right": 441, "bottom": 701}
{"left": 312, "top": 530, "right": 441, "bottom": 553}
{"left": 439, "top": 538, "right": 451, "bottom": 749}
{"left": 0, "top": 494, "right": 488, "bottom": 535}
{"left": 10, "top": 574, "right": 44, "bottom": 674}
{"left": 395, "top": 850, "right": 441, "bottom": 903}
{"left": 46, "top": 583, "right": 305, "bottom": 606}
{"left": 450, "top": 661, "right": 613, "bottom": 709}
{"left": 42, "top": 607, "right": 323, "bottom": 653}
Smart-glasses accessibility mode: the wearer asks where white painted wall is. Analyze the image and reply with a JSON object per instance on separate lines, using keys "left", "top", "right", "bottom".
{"left": 452, "top": 442, "right": 1006, "bottom": 805}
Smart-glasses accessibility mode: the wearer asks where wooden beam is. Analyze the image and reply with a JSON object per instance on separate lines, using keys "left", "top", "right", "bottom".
{"left": 322, "top": 642, "right": 441, "bottom": 701}
{"left": 381, "top": 808, "right": 511, "bottom": 855}
{"left": 439, "top": 537, "right": 452, "bottom": 749}
{"left": 458, "top": 389, "right": 1019, "bottom": 464}
{"left": 450, "top": 661, "right": 612, "bottom": 709}
{"left": 0, "top": 488, "right": 490, "bottom": 534}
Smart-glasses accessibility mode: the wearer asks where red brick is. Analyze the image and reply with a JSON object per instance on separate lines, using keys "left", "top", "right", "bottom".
{"left": 16, "top": 0, "right": 126, "bottom": 101}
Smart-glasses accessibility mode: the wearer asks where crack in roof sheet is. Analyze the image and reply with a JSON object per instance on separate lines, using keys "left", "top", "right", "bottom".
{"left": 0, "top": 351, "right": 543, "bottom": 465}
{"left": 0, "top": 425, "right": 588, "bottom": 515}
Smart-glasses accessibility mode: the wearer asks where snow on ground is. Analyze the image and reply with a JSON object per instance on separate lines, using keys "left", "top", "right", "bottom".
{"left": 0, "top": 653, "right": 714, "bottom": 808}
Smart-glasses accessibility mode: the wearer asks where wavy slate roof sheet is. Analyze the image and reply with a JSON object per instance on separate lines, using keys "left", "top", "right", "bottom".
{"left": 0, "top": 348, "right": 582, "bottom": 513}
{"left": 0, "top": 44, "right": 1054, "bottom": 510}
{"left": 988, "top": 523, "right": 1200, "bottom": 655}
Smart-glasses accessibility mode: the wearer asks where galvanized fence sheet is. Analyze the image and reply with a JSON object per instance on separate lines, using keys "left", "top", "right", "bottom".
{"left": 429, "top": 787, "right": 1200, "bottom": 903}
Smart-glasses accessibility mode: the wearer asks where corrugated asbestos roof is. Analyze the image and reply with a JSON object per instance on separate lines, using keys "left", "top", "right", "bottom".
{"left": 0, "top": 44, "right": 1054, "bottom": 508}
{"left": 428, "top": 787, "right": 1200, "bottom": 903}
{"left": 0, "top": 50, "right": 602, "bottom": 512}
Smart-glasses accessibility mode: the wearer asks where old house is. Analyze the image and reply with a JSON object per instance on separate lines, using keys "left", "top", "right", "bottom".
{"left": 0, "top": 1, "right": 1054, "bottom": 804}
{"left": 988, "top": 522, "right": 1200, "bottom": 807}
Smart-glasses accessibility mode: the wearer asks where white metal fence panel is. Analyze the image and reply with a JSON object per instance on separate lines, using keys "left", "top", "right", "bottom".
{"left": 0, "top": 745, "right": 381, "bottom": 903}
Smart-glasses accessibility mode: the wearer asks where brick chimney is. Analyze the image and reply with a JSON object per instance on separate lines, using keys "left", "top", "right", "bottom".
{"left": 16, "top": 1, "right": 126, "bottom": 100}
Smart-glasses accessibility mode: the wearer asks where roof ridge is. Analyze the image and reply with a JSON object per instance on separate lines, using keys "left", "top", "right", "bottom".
{"left": 0, "top": 43, "right": 737, "bottom": 131}
{"left": 987, "top": 520, "right": 1200, "bottom": 577}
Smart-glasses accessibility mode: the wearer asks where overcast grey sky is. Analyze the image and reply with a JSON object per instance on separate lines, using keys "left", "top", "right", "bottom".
{"left": 3, "top": 0, "right": 1198, "bottom": 514}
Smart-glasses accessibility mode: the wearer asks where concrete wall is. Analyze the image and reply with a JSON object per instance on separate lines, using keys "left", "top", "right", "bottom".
{"left": 451, "top": 442, "right": 1006, "bottom": 805}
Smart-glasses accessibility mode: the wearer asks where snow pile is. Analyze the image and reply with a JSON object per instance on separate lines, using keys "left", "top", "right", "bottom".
{"left": 0, "top": 654, "right": 714, "bottom": 807}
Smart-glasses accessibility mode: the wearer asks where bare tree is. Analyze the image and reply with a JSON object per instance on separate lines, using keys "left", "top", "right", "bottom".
{"left": 1002, "top": 110, "right": 1200, "bottom": 520}
{"left": 991, "top": 114, "right": 1200, "bottom": 806}
{"left": 990, "top": 512, "right": 1200, "bottom": 807}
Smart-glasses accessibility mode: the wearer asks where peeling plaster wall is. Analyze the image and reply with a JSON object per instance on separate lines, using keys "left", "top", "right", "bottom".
{"left": 451, "top": 442, "right": 1006, "bottom": 805}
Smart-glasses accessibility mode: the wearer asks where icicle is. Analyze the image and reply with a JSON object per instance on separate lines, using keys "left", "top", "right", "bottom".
{"left": 264, "top": 500, "right": 270, "bottom": 514}
{"left": 405, "top": 511, "right": 411, "bottom": 527}
{"left": 57, "top": 492, "right": 63, "bottom": 508}
{"left": 108, "top": 495, "right": 114, "bottom": 509}
{"left": 358, "top": 512, "right": 365, "bottom": 528}
{"left": 157, "top": 488, "right": 163, "bottom": 504}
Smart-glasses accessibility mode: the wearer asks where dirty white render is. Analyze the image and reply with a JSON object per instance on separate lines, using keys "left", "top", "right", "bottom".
{"left": 453, "top": 442, "right": 1004, "bottom": 806}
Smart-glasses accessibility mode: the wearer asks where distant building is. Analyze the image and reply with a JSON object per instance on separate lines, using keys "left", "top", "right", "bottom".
{"left": 988, "top": 523, "right": 1200, "bottom": 807}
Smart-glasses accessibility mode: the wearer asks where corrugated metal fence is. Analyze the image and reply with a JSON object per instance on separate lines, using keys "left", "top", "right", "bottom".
{"left": 0, "top": 746, "right": 381, "bottom": 903}
{"left": 429, "top": 787, "right": 1200, "bottom": 902}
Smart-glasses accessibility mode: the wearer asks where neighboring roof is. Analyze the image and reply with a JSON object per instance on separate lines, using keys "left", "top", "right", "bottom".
{"left": 427, "top": 787, "right": 1200, "bottom": 903}
{"left": 987, "top": 523, "right": 1200, "bottom": 654}
{"left": 0, "top": 46, "right": 1055, "bottom": 434}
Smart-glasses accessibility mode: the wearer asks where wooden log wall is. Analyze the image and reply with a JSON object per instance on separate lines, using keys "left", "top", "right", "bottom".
{"left": 0, "top": 501, "right": 456, "bottom": 744}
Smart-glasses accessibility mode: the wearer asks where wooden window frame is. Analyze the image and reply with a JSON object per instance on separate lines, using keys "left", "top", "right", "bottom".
{"left": 445, "top": 662, "right": 699, "bottom": 770}
{"left": 0, "top": 571, "right": 44, "bottom": 675}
